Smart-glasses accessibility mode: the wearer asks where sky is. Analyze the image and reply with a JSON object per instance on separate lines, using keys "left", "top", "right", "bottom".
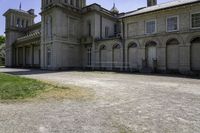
{"left": 0, "top": 0, "right": 172, "bottom": 35}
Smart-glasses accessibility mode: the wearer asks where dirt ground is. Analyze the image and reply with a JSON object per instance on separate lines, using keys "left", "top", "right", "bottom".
{"left": 0, "top": 68, "right": 200, "bottom": 133}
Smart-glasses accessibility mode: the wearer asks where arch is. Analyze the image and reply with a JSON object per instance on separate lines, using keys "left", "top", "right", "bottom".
{"left": 99, "top": 44, "right": 106, "bottom": 50}
{"left": 186, "top": 34, "right": 200, "bottom": 45}
{"left": 163, "top": 35, "right": 184, "bottom": 47}
{"left": 128, "top": 42, "right": 137, "bottom": 48}
{"left": 166, "top": 38, "right": 180, "bottom": 71}
{"left": 190, "top": 37, "right": 200, "bottom": 71}
{"left": 126, "top": 39, "right": 140, "bottom": 48}
{"left": 143, "top": 38, "right": 161, "bottom": 48}
{"left": 113, "top": 43, "right": 121, "bottom": 49}
{"left": 145, "top": 41, "right": 157, "bottom": 47}
{"left": 127, "top": 42, "right": 138, "bottom": 69}
{"left": 191, "top": 37, "right": 200, "bottom": 43}
{"left": 166, "top": 38, "right": 180, "bottom": 45}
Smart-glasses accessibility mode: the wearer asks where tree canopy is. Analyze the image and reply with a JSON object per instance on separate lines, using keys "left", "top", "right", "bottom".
{"left": 0, "top": 35, "right": 5, "bottom": 45}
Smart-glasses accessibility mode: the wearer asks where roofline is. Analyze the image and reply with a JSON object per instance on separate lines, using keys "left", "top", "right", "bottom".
{"left": 3, "top": 9, "right": 36, "bottom": 17}
{"left": 82, "top": 3, "right": 119, "bottom": 19}
{"left": 120, "top": 1, "right": 200, "bottom": 19}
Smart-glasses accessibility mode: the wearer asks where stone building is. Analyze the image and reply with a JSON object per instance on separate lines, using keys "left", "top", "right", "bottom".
{"left": 3, "top": 0, "right": 200, "bottom": 74}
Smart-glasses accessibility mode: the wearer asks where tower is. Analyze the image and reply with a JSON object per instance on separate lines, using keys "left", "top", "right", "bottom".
{"left": 3, "top": 8, "right": 36, "bottom": 67}
{"left": 40, "top": 0, "right": 86, "bottom": 70}
{"left": 147, "top": 0, "right": 157, "bottom": 7}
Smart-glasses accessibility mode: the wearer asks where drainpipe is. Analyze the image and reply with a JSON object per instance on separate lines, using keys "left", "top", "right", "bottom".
{"left": 122, "top": 18, "right": 126, "bottom": 71}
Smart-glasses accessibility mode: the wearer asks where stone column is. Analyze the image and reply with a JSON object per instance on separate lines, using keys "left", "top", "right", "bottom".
{"left": 23, "top": 47, "right": 26, "bottom": 67}
{"left": 157, "top": 46, "right": 166, "bottom": 72}
{"left": 30, "top": 44, "right": 33, "bottom": 67}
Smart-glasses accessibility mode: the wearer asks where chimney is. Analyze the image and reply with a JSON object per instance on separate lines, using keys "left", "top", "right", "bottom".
{"left": 28, "top": 9, "right": 35, "bottom": 15}
{"left": 147, "top": 0, "right": 157, "bottom": 7}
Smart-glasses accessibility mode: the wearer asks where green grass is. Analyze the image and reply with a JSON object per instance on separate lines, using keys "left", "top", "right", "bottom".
{"left": 0, "top": 73, "right": 48, "bottom": 100}
{"left": 0, "top": 73, "right": 94, "bottom": 101}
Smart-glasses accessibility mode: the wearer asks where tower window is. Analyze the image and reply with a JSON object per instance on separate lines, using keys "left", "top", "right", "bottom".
{"left": 88, "top": 22, "right": 91, "bottom": 36}
{"left": 105, "top": 27, "right": 109, "bottom": 38}
{"left": 70, "top": 0, "right": 73, "bottom": 5}
{"left": 114, "top": 24, "right": 117, "bottom": 35}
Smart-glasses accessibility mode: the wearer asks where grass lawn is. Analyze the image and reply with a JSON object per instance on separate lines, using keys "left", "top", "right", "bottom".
{"left": 0, "top": 73, "right": 93, "bottom": 101}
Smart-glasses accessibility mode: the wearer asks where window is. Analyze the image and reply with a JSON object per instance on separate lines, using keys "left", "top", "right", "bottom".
{"left": 88, "top": 22, "right": 91, "bottom": 36}
{"left": 87, "top": 48, "right": 92, "bottom": 66}
{"left": 47, "top": 47, "right": 51, "bottom": 66}
{"left": 146, "top": 20, "right": 156, "bottom": 34}
{"left": 191, "top": 13, "right": 200, "bottom": 28}
{"left": 26, "top": 20, "right": 29, "bottom": 27}
{"left": 17, "top": 18, "right": 20, "bottom": 27}
{"left": 167, "top": 16, "right": 179, "bottom": 32}
{"left": 70, "top": 0, "right": 73, "bottom": 5}
{"left": 76, "top": 0, "right": 79, "bottom": 8}
{"left": 105, "top": 27, "right": 109, "bottom": 38}
{"left": 114, "top": 24, "right": 117, "bottom": 36}
{"left": 46, "top": 16, "right": 52, "bottom": 37}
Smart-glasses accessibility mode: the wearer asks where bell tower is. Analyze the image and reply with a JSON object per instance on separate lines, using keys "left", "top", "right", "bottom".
{"left": 3, "top": 7, "right": 36, "bottom": 67}
{"left": 147, "top": 0, "right": 157, "bottom": 7}
{"left": 40, "top": 0, "right": 85, "bottom": 70}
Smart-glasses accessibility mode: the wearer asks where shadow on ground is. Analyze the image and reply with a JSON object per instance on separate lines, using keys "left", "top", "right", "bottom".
{"left": 0, "top": 67, "right": 199, "bottom": 80}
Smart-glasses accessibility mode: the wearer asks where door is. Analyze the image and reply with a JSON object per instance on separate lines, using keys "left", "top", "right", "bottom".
{"left": 113, "top": 44, "right": 121, "bottom": 68}
{"left": 147, "top": 46, "right": 156, "bottom": 68}
{"left": 191, "top": 39, "right": 200, "bottom": 71}
{"left": 129, "top": 47, "right": 138, "bottom": 69}
{"left": 113, "top": 48, "right": 121, "bottom": 68}
{"left": 100, "top": 49, "right": 107, "bottom": 68}
{"left": 167, "top": 39, "right": 179, "bottom": 71}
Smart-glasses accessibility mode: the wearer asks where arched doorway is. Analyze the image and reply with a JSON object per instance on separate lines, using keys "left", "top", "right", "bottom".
{"left": 145, "top": 41, "right": 157, "bottom": 68}
{"left": 112, "top": 44, "right": 121, "bottom": 68}
{"left": 191, "top": 37, "right": 200, "bottom": 71}
{"left": 128, "top": 43, "right": 138, "bottom": 69}
{"left": 166, "top": 39, "right": 179, "bottom": 71}
{"left": 99, "top": 45, "right": 106, "bottom": 68}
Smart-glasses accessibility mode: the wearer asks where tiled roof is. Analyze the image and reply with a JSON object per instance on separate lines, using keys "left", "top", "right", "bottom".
{"left": 121, "top": 0, "right": 200, "bottom": 18}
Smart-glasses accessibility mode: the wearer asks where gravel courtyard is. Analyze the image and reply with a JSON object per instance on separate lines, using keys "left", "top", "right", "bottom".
{"left": 0, "top": 68, "right": 200, "bottom": 133}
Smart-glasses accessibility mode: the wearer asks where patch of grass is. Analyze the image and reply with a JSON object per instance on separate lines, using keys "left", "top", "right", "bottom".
{"left": 0, "top": 73, "right": 48, "bottom": 100}
{"left": 0, "top": 73, "right": 94, "bottom": 101}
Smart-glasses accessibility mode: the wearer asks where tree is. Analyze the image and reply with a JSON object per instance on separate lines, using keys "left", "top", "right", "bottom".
{"left": 0, "top": 35, "right": 5, "bottom": 65}
{"left": 0, "top": 35, "right": 5, "bottom": 45}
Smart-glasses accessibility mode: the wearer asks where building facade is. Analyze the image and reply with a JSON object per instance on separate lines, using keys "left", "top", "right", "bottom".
{"left": 3, "top": 0, "right": 200, "bottom": 74}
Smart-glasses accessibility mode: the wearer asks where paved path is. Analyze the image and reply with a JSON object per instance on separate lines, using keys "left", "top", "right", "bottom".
{"left": 0, "top": 68, "right": 200, "bottom": 133}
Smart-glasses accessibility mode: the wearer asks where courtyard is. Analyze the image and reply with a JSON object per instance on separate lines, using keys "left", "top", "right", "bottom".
{"left": 0, "top": 68, "right": 200, "bottom": 133}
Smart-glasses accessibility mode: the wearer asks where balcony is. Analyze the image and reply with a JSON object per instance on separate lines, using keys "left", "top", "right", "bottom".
{"left": 80, "top": 36, "right": 93, "bottom": 44}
